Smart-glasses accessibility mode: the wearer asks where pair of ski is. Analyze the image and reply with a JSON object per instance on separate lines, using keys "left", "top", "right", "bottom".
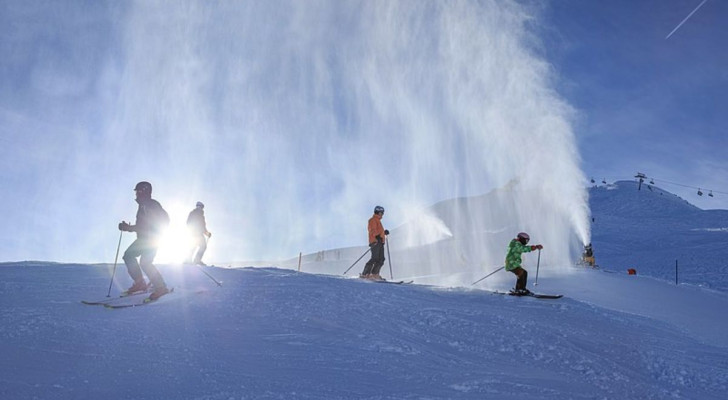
{"left": 375, "top": 280, "right": 414, "bottom": 285}
{"left": 497, "top": 290, "right": 562, "bottom": 299}
{"left": 81, "top": 288, "right": 174, "bottom": 309}
{"left": 360, "top": 278, "right": 414, "bottom": 285}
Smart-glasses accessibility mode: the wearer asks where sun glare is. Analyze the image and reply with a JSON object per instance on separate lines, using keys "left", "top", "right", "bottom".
{"left": 155, "top": 202, "right": 195, "bottom": 264}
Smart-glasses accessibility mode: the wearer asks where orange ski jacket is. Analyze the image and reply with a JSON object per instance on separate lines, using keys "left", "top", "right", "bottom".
{"left": 367, "top": 214, "right": 386, "bottom": 245}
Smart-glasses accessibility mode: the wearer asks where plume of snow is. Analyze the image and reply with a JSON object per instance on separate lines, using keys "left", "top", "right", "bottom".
{"left": 8, "top": 1, "right": 590, "bottom": 278}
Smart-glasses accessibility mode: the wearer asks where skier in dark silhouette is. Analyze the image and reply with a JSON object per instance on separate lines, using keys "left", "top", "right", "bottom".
{"left": 187, "top": 201, "right": 212, "bottom": 266}
{"left": 118, "top": 181, "right": 170, "bottom": 300}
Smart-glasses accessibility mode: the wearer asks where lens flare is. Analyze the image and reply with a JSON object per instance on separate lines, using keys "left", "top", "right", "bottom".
{"left": 155, "top": 202, "right": 195, "bottom": 264}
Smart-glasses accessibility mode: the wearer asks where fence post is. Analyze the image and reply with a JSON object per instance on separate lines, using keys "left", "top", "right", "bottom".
{"left": 675, "top": 259, "right": 678, "bottom": 285}
{"left": 298, "top": 252, "right": 302, "bottom": 272}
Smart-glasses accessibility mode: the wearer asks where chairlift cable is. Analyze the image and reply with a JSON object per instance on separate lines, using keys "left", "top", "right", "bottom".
{"left": 595, "top": 174, "right": 728, "bottom": 197}
{"left": 648, "top": 177, "right": 728, "bottom": 196}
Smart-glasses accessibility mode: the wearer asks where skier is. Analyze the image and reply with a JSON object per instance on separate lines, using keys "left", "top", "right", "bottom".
{"left": 187, "top": 201, "right": 211, "bottom": 266}
{"left": 118, "top": 181, "right": 171, "bottom": 300}
{"left": 505, "top": 232, "right": 543, "bottom": 295}
{"left": 360, "top": 205, "right": 389, "bottom": 280}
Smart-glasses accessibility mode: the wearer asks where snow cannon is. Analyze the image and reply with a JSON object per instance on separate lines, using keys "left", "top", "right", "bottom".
{"left": 580, "top": 243, "right": 596, "bottom": 268}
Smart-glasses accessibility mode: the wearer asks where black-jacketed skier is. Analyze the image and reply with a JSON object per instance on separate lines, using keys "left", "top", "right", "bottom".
{"left": 505, "top": 232, "right": 543, "bottom": 295}
{"left": 118, "top": 181, "right": 170, "bottom": 300}
{"left": 360, "top": 205, "right": 389, "bottom": 281}
{"left": 187, "top": 201, "right": 211, "bottom": 266}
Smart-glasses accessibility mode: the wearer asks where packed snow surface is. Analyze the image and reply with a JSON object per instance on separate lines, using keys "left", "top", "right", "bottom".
{"left": 3, "top": 181, "right": 728, "bottom": 399}
{"left": 1, "top": 262, "right": 727, "bottom": 400}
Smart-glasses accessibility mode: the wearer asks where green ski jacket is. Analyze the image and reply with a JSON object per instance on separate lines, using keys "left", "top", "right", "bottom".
{"left": 505, "top": 239, "right": 533, "bottom": 271}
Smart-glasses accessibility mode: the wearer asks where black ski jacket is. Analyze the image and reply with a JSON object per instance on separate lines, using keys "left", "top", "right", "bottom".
{"left": 134, "top": 198, "right": 169, "bottom": 240}
{"left": 186, "top": 208, "right": 207, "bottom": 235}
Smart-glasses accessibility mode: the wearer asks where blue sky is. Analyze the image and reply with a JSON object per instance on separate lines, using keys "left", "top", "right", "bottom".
{"left": 1, "top": 0, "right": 726, "bottom": 263}
{"left": 540, "top": 0, "right": 728, "bottom": 207}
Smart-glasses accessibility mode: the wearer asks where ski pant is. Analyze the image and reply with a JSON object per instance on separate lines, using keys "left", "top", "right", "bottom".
{"left": 361, "top": 241, "right": 385, "bottom": 276}
{"left": 190, "top": 234, "right": 207, "bottom": 264}
{"left": 510, "top": 267, "right": 528, "bottom": 291}
{"left": 123, "top": 238, "right": 166, "bottom": 289}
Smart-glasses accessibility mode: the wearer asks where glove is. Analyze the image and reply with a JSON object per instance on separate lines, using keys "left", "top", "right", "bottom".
{"left": 118, "top": 221, "right": 132, "bottom": 232}
{"left": 375, "top": 235, "right": 383, "bottom": 242}
{"left": 205, "top": 231, "right": 212, "bottom": 238}
{"left": 531, "top": 244, "right": 543, "bottom": 251}
{"left": 384, "top": 230, "right": 390, "bottom": 235}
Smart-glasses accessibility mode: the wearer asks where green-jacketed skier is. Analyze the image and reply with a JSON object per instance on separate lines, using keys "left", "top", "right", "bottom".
{"left": 505, "top": 232, "right": 543, "bottom": 295}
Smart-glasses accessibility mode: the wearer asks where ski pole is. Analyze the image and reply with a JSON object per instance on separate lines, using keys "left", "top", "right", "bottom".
{"left": 343, "top": 247, "right": 371, "bottom": 275}
{"left": 533, "top": 249, "right": 541, "bottom": 286}
{"left": 106, "top": 231, "right": 123, "bottom": 297}
{"left": 197, "top": 265, "right": 223, "bottom": 287}
{"left": 472, "top": 266, "right": 504, "bottom": 285}
{"left": 386, "top": 239, "right": 393, "bottom": 280}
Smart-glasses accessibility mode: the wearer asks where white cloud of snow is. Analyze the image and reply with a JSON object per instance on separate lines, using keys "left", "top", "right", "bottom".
{"left": 2, "top": 0, "right": 589, "bottom": 269}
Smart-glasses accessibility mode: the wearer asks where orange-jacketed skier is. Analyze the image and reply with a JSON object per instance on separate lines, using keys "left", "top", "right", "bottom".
{"left": 360, "top": 205, "right": 389, "bottom": 280}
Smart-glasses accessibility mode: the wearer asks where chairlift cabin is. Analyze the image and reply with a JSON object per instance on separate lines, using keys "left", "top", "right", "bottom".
{"left": 650, "top": 179, "right": 655, "bottom": 184}
{"left": 698, "top": 189, "right": 703, "bottom": 196}
{"left": 709, "top": 191, "right": 714, "bottom": 197}
{"left": 590, "top": 178, "right": 595, "bottom": 184}
{"left": 602, "top": 178, "right": 606, "bottom": 184}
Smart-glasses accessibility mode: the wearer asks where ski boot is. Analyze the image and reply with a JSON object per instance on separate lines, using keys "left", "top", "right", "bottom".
{"left": 125, "top": 279, "right": 148, "bottom": 295}
{"left": 148, "top": 286, "right": 170, "bottom": 301}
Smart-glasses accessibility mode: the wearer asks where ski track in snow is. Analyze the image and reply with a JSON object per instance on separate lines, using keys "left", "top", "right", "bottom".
{"left": 1, "top": 263, "right": 727, "bottom": 399}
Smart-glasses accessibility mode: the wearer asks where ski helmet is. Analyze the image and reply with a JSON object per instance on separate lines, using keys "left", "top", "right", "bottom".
{"left": 134, "top": 181, "right": 152, "bottom": 194}
{"left": 517, "top": 232, "right": 530, "bottom": 245}
{"left": 196, "top": 201, "right": 204, "bottom": 209}
{"left": 374, "top": 205, "right": 385, "bottom": 215}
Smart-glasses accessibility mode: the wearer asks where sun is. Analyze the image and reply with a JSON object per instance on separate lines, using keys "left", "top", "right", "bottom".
{"left": 155, "top": 202, "right": 196, "bottom": 264}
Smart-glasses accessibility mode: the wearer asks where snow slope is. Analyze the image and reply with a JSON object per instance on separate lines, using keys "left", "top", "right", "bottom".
{"left": 3, "top": 181, "right": 728, "bottom": 399}
{"left": 589, "top": 181, "right": 728, "bottom": 291}
{"left": 1, "top": 262, "right": 727, "bottom": 400}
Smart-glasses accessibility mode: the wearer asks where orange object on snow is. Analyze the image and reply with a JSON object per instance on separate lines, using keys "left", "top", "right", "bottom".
{"left": 627, "top": 268, "right": 637, "bottom": 275}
